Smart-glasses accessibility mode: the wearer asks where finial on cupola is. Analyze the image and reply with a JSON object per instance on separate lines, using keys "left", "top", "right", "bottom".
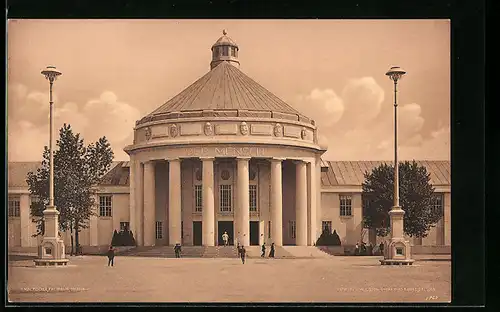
{"left": 223, "top": 29, "right": 227, "bottom": 35}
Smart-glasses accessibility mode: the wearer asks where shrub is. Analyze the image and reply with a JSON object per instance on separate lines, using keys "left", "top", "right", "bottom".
{"left": 331, "top": 230, "right": 341, "bottom": 246}
{"left": 110, "top": 229, "right": 136, "bottom": 246}
{"left": 316, "top": 229, "right": 342, "bottom": 246}
{"left": 111, "top": 230, "right": 118, "bottom": 246}
{"left": 130, "top": 231, "right": 136, "bottom": 246}
{"left": 118, "top": 230, "right": 125, "bottom": 246}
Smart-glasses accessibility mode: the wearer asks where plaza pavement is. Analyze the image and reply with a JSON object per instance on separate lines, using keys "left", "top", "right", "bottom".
{"left": 7, "top": 254, "right": 450, "bottom": 303}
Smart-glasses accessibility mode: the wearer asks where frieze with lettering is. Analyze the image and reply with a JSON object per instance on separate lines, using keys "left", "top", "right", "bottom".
{"left": 185, "top": 146, "right": 266, "bottom": 157}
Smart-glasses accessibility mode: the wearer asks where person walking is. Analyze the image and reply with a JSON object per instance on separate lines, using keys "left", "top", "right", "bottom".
{"left": 261, "top": 243, "right": 266, "bottom": 258}
{"left": 222, "top": 231, "right": 229, "bottom": 247}
{"left": 174, "top": 243, "right": 182, "bottom": 258}
{"left": 240, "top": 245, "right": 246, "bottom": 264}
{"left": 379, "top": 242, "right": 384, "bottom": 256}
{"left": 107, "top": 246, "right": 115, "bottom": 267}
{"left": 237, "top": 242, "right": 241, "bottom": 257}
{"left": 269, "top": 243, "right": 275, "bottom": 258}
{"left": 361, "top": 242, "right": 367, "bottom": 255}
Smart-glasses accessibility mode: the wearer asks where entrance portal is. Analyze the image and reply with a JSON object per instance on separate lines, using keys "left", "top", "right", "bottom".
{"left": 193, "top": 221, "right": 202, "bottom": 246}
{"left": 250, "top": 221, "right": 259, "bottom": 246}
{"left": 217, "top": 221, "right": 234, "bottom": 246}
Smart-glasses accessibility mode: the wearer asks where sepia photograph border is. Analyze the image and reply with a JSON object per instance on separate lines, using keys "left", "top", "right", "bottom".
{"left": 4, "top": 0, "right": 487, "bottom": 308}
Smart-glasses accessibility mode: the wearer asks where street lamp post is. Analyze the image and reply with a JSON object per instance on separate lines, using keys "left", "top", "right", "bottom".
{"left": 387, "top": 66, "right": 405, "bottom": 211}
{"left": 380, "top": 66, "right": 414, "bottom": 266}
{"left": 43, "top": 66, "right": 61, "bottom": 209}
{"left": 34, "top": 66, "right": 69, "bottom": 266}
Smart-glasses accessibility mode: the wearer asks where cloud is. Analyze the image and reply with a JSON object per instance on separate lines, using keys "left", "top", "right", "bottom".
{"left": 8, "top": 77, "right": 449, "bottom": 162}
{"left": 292, "top": 78, "right": 449, "bottom": 160}
{"left": 399, "top": 126, "right": 450, "bottom": 160}
{"left": 340, "top": 77, "right": 385, "bottom": 124}
{"left": 7, "top": 120, "right": 48, "bottom": 163}
{"left": 398, "top": 103, "right": 425, "bottom": 141}
{"left": 82, "top": 91, "right": 141, "bottom": 147}
{"left": 8, "top": 83, "right": 140, "bottom": 161}
{"left": 292, "top": 88, "right": 344, "bottom": 128}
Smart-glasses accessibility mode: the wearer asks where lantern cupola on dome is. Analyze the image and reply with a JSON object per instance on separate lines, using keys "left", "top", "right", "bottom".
{"left": 210, "top": 29, "right": 240, "bottom": 70}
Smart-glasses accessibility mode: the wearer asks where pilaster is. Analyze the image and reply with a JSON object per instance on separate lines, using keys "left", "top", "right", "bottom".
{"left": 20, "top": 194, "right": 31, "bottom": 247}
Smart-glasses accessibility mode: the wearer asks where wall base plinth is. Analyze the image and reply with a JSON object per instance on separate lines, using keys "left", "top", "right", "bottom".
{"left": 34, "top": 258, "right": 70, "bottom": 266}
{"left": 379, "top": 259, "right": 415, "bottom": 265}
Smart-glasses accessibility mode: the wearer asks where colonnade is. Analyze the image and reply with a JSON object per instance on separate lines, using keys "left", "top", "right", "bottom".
{"left": 128, "top": 157, "right": 317, "bottom": 246}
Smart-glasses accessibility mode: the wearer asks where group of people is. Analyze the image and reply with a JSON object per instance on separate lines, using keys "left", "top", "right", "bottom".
{"left": 260, "top": 243, "right": 275, "bottom": 258}
{"left": 224, "top": 231, "right": 277, "bottom": 263}
{"left": 105, "top": 243, "right": 182, "bottom": 266}
{"left": 354, "top": 241, "right": 385, "bottom": 256}
{"left": 235, "top": 242, "right": 276, "bottom": 264}
{"left": 105, "top": 231, "right": 280, "bottom": 266}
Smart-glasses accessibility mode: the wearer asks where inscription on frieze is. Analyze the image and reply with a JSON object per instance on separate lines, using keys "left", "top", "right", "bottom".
{"left": 151, "top": 126, "right": 169, "bottom": 138}
{"left": 184, "top": 146, "right": 266, "bottom": 157}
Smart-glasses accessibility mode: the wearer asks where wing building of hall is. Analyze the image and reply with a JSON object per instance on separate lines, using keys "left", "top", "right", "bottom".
{"left": 7, "top": 31, "right": 451, "bottom": 254}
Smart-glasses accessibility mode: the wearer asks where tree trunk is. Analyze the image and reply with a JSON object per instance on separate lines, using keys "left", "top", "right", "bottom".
{"left": 75, "top": 220, "right": 80, "bottom": 255}
{"left": 70, "top": 221, "right": 74, "bottom": 256}
{"left": 70, "top": 234, "right": 74, "bottom": 256}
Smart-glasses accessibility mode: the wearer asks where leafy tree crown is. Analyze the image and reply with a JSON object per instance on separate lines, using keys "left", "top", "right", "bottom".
{"left": 27, "top": 124, "right": 114, "bottom": 237}
{"left": 361, "top": 161, "right": 442, "bottom": 238}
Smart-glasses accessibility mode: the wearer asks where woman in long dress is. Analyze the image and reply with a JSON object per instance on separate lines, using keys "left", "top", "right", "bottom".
{"left": 269, "top": 243, "right": 275, "bottom": 258}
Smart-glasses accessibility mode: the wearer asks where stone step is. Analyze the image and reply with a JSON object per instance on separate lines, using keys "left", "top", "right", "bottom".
{"left": 117, "top": 246, "right": 205, "bottom": 258}
{"left": 116, "top": 246, "right": 334, "bottom": 259}
{"left": 118, "top": 246, "right": 242, "bottom": 258}
{"left": 281, "top": 246, "right": 334, "bottom": 258}
{"left": 213, "top": 246, "right": 239, "bottom": 258}
{"left": 244, "top": 246, "right": 295, "bottom": 258}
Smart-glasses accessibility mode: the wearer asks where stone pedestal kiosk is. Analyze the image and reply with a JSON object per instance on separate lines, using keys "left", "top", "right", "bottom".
{"left": 34, "top": 207, "right": 69, "bottom": 266}
{"left": 380, "top": 207, "right": 414, "bottom": 265}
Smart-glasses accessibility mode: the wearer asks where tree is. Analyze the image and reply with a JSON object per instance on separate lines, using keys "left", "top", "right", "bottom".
{"left": 362, "top": 161, "right": 442, "bottom": 238}
{"left": 27, "top": 124, "right": 114, "bottom": 255}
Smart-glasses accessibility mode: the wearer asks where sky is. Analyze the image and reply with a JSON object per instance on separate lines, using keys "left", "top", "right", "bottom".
{"left": 7, "top": 19, "right": 450, "bottom": 162}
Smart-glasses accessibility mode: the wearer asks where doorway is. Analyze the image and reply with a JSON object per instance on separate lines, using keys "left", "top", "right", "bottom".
{"left": 250, "top": 221, "right": 260, "bottom": 246}
{"left": 217, "top": 221, "right": 234, "bottom": 246}
{"left": 193, "top": 221, "right": 202, "bottom": 246}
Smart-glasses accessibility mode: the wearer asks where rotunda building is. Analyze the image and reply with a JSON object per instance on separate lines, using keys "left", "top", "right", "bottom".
{"left": 124, "top": 31, "right": 327, "bottom": 247}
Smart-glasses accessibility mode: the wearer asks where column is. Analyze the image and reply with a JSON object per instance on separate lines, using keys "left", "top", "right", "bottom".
{"left": 168, "top": 159, "right": 182, "bottom": 245}
{"left": 307, "top": 160, "right": 317, "bottom": 246}
{"left": 270, "top": 158, "right": 283, "bottom": 246}
{"left": 129, "top": 159, "right": 136, "bottom": 241}
{"left": 202, "top": 158, "right": 215, "bottom": 246}
{"left": 135, "top": 161, "right": 144, "bottom": 246}
{"left": 295, "top": 160, "right": 308, "bottom": 246}
{"left": 20, "top": 194, "right": 31, "bottom": 247}
{"left": 237, "top": 157, "right": 250, "bottom": 247}
{"left": 90, "top": 194, "right": 99, "bottom": 246}
{"left": 143, "top": 161, "right": 156, "bottom": 246}
{"left": 259, "top": 220, "right": 265, "bottom": 246}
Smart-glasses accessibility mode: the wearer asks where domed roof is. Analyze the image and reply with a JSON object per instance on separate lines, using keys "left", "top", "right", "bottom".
{"left": 211, "top": 29, "right": 238, "bottom": 48}
{"left": 136, "top": 31, "right": 315, "bottom": 126}
{"left": 138, "top": 61, "right": 312, "bottom": 125}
